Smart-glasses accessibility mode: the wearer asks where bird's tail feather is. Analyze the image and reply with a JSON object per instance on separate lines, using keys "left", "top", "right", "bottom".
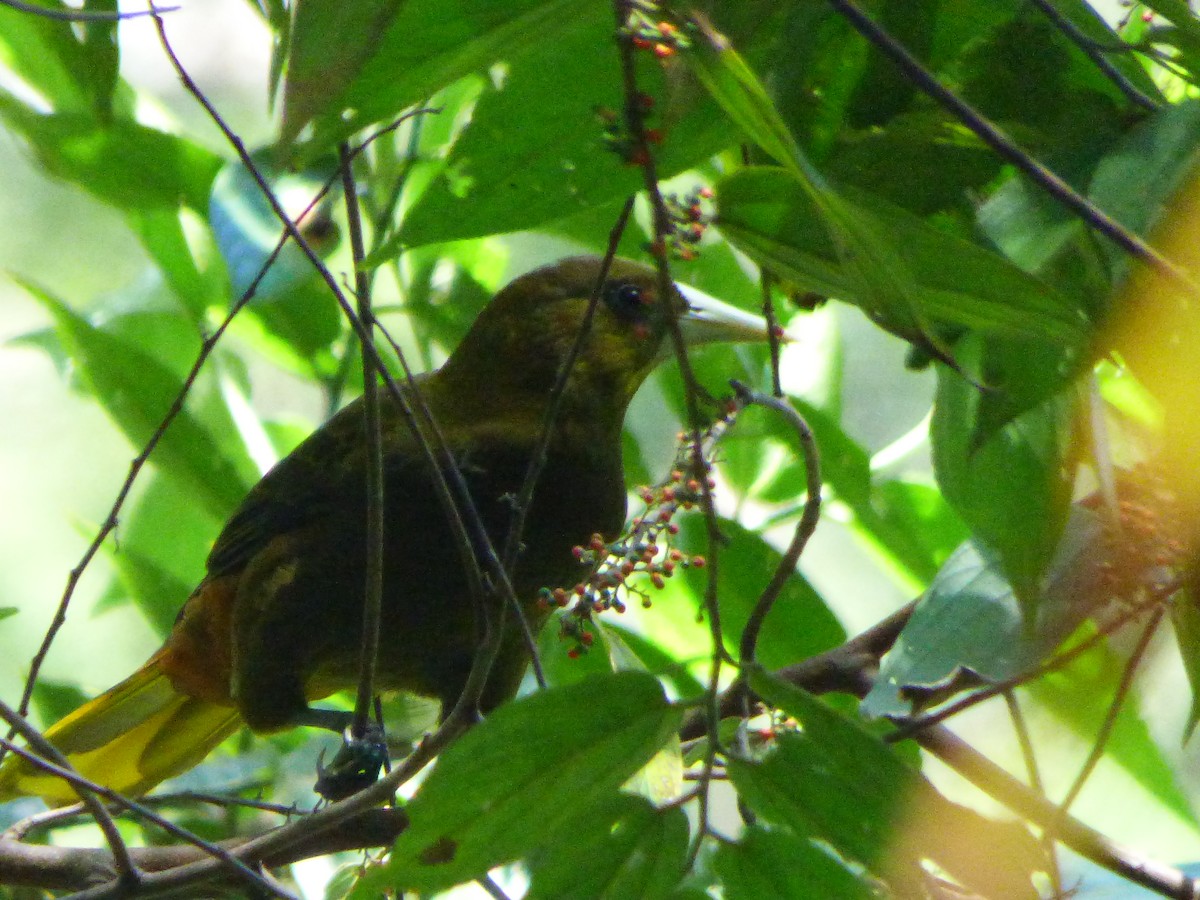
{"left": 0, "top": 652, "right": 240, "bottom": 804}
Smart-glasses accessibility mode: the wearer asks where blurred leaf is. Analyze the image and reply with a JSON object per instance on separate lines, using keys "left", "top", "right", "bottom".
{"left": 209, "top": 154, "right": 341, "bottom": 305}
{"left": 353, "top": 672, "right": 681, "bottom": 895}
{"left": 306, "top": 0, "right": 593, "bottom": 152}
{"left": 1173, "top": 587, "right": 1200, "bottom": 741}
{"left": 79, "top": 0, "right": 119, "bottom": 120}
{"left": 0, "top": 97, "right": 221, "bottom": 211}
{"left": 209, "top": 155, "right": 344, "bottom": 371}
{"left": 94, "top": 474, "right": 218, "bottom": 637}
{"left": 103, "top": 543, "right": 196, "bottom": 638}
{"left": 125, "top": 208, "right": 223, "bottom": 320}
{"left": 31, "top": 679, "right": 88, "bottom": 730}
{"left": 526, "top": 796, "right": 688, "bottom": 900}
{"left": 20, "top": 281, "right": 259, "bottom": 521}
{"left": 862, "top": 506, "right": 1108, "bottom": 719}
{"left": 279, "top": 0, "right": 405, "bottom": 143}
{"left": 741, "top": 671, "right": 1043, "bottom": 898}
{"left": 931, "top": 339, "right": 1078, "bottom": 603}
{"left": 713, "top": 824, "right": 874, "bottom": 900}
{"left": 0, "top": 1, "right": 109, "bottom": 112}
{"left": 1088, "top": 99, "right": 1200, "bottom": 277}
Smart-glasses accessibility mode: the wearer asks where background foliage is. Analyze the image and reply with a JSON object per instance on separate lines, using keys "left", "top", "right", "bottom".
{"left": 2, "top": 0, "right": 1200, "bottom": 897}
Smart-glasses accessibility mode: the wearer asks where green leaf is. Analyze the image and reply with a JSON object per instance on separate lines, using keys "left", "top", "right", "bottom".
{"left": 676, "top": 518, "right": 846, "bottom": 671}
{"left": 685, "top": 15, "right": 804, "bottom": 171}
{"left": 78, "top": 0, "right": 120, "bottom": 120}
{"left": 713, "top": 825, "right": 874, "bottom": 900}
{"left": 353, "top": 672, "right": 682, "bottom": 895}
{"left": 526, "top": 795, "right": 688, "bottom": 900}
{"left": 717, "top": 166, "right": 1088, "bottom": 346}
{"left": 20, "top": 282, "right": 259, "bottom": 521}
{"left": 95, "top": 474, "right": 219, "bottom": 638}
{"left": 306, "top": 0, "right": 594, "bottom": 152}
{"left": 0, "top": 98, "right": 222, "bottom": 211}
{"left": 279, "top": 0, "right": 406, "bottom": 143}
{"left": 393, "top": 10, "right": 728, "bottom": 248}
{"left": 0, "top": 2, "right": 106, "bottom": 112}
{"left": 738, "top": 671, "right": 1043, "bottom": 898}
{"left": 861, "top": 506, "right": 1107, "bottom": 719}
{"left": 125, "top": 208, "right": 223, "bottom": 321}
{"left": 930, "top": 340, "right": 1078, "bottom": 604}
{"left": 1172, "top": 586, "right": 1200, "bottom": 741}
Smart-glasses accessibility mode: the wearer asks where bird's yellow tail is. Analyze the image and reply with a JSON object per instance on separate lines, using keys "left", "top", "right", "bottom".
{"left": 0, "top": 653, "right": 241, "bottom": 804}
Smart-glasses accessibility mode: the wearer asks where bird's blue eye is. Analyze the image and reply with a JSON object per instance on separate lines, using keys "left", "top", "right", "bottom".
{"left": 604, "top": 282, "right": 646, "bottom": 316}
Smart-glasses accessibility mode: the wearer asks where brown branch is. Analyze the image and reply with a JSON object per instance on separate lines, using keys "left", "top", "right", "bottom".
{"left": 917, "top": 727, "right": 1198, "bottom": 900}
{"left": 0, "top": 807, "right": 407, "bottom": 893}
{"left": 0, "top": 738, "right": 289, "bottom": 898}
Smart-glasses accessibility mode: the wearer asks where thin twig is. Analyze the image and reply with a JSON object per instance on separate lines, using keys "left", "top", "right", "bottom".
{"left": 1027, "top": 0, "right": 1159, "bottom": 112}
{"left": 888, "top": 583, "right": 1175, "bottom": 741}
{"left": 759, "top": 269, "right": 783, "bottom": 398}
{"left": 1005, "top": 690, "right": 1063, "bottom": 897}
{"left": 339, "top": 143, "right": 386, "bottom": 739}
{"left": 1055, "top": 604, "right": 1165, "bottom": 817}
{"left": 825, "top": 0, "right": 1192, "bottom": 287}
{"left": 613, "top": 2, "right": 730, "bottom": 868}
{"left": 730, "top": 383, "right": 821, "bottom": 668}
{"left": 1, "top": 0, "right": 178, "bottom": 21}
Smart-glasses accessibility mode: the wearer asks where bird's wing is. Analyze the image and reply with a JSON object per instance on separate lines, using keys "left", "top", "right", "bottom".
{"left": 206, "top": 399, "right": 367, "bottom": 578}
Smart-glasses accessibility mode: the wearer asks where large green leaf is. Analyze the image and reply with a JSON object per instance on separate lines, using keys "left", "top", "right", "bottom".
{"left": 0, "top": 0, "right": 126, "bottom": 114}
{"left": 279, "top": 0, "right": 406, "bottom": 143}
{"left": 352, "top": 672, "right": 682, "bottom": 895}
{"left": 675, "top": 518, "right": 845, "bottom": 671}
{"left": 713, "top": 824, "right": 875, "bottom": 900}
{"left": 392, "top": 11, "right": 728, "bottom": 248}
{"left": 861, "top": 507, "right": 1108, "bottom": 720}
{"left": 20, "top": 283, "right": 258, "bottom": 521}
{"left": 0, "top": 97, "right": 221, "bottom": 211}
{"left": 525, "top": 795, "right": 688, "bottom": 900}
{"left": 738, "top": 672, "right": 1043, "bottom": 898}
{"left": 303, "top": 0, "right": 593, "bottom": 152}
{"left": 930, "top": 339, "right": 1078, "bottom": 604}
{"left": 717, "top": 166, "right": 1087, "bottom": 345}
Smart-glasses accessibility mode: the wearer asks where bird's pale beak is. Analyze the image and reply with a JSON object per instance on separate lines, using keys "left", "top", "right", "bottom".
{"left": 674, "top": 282, "right": 778, "bottom": 349}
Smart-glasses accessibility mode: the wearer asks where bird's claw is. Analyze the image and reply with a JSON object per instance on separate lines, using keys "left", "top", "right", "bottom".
{"left": 314, "top": 722, "right": 388, "bottom": 802}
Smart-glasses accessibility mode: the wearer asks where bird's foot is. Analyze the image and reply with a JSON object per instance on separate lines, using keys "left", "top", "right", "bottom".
{"left": 314, "top": 722, "right": 389, "bottom": 802}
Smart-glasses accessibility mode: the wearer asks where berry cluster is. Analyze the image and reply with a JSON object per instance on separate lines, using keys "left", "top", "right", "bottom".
{"left": 662, "top": 186, "right": 715, "bottom": 260}
{"left": 627, "top": 17, "right": 689, "bottom": 60}
{"left": 596, "top": 94, "right": 661, "bottom": 167}
{"left": 539, "top": 403, "right": 742, "bottom": 658}
{"left": 1093, "top": 468, "right": 1189, "bottom": 604}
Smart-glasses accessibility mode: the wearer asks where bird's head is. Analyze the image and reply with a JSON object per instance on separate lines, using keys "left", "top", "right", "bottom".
{"left": 441, "top": 256, "right": 770, "bottom": 426}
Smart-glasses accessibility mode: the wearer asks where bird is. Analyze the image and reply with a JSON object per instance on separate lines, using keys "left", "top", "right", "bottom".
{"left": 0, "top": 255, "right": 769, "bottom": 803}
